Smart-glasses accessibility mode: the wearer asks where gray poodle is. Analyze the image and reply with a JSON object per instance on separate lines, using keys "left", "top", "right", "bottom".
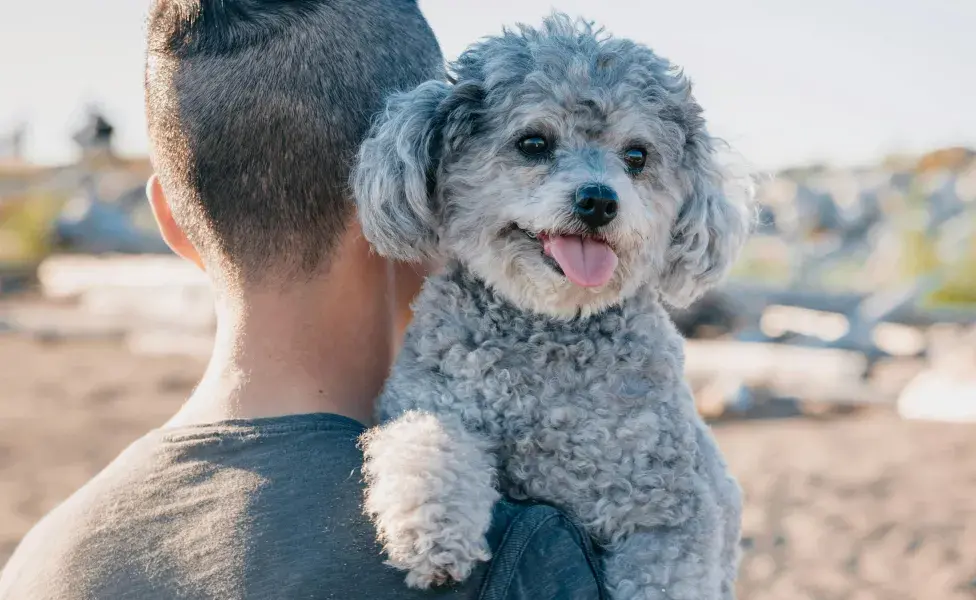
{"left": 352, "top": 14, "right": 751, "bottom": 600}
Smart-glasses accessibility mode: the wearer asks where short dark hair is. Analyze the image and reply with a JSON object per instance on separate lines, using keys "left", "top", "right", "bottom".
{"left": 145, "top": 0, "right": 444, "bottom": 282}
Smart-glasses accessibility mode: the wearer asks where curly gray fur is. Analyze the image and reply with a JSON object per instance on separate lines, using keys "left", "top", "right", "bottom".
{"left": 354, "top": 13, "right": 749, "bottom": 599}
{"left": 361, "top": 411, "right": 499, "bottom": 588}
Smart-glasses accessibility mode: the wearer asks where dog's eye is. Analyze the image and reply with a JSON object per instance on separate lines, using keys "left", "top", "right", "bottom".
{"left": 623, "top": 147, "right": 647, "bottom": 172}
{"left": 518, "top": 135, "right": 550, "bottom": 157}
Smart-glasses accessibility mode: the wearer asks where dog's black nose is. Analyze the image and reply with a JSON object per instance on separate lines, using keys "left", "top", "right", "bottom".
{"left": 573, "top": 183, "right": 618, "bottom": 228}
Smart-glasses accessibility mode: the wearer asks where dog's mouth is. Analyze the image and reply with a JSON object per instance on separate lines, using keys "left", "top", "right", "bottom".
{"left": 514, "top": 226, "right": 619, "bottom": 288}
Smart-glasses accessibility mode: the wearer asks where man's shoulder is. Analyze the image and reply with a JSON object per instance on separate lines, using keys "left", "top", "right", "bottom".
{"left": 1, "top": 415, "right": 605, "bottom": 599}
{"left": 0, "top": 430, "right": 163, "bottom": 599}
{"left": 0, "top": 414, "right": 432, "bottom": 599}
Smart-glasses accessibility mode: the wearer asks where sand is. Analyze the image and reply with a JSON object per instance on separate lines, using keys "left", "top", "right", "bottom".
{"left": 1, "top": 334, "right": 974, "bottom": 599}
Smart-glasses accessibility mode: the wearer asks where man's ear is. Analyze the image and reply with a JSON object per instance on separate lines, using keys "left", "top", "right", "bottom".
{"left": 352, "top": 80, "right": 479, "bottom": 262}
{"left": 146, "top": 174, "right": 204, "bottom": 271}
{"left": 660, "top": 133, "right": 753, "bottom": 308}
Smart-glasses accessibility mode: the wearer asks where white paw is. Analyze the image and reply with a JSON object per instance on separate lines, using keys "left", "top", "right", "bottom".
{"left": 361, "top": 411, "right": 499, "bottom": 588}
{"left": 398, "top": 527, "right": 492, "bottom": 589}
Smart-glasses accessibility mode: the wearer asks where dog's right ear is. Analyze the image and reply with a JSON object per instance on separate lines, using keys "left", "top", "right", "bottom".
{"left": 353, "top": 80, "right": 478, "bottom": 262}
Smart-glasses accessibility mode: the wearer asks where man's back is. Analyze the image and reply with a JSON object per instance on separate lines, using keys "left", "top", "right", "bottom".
{"left": 0, "top": 414, "right": 604, "bottom": 599}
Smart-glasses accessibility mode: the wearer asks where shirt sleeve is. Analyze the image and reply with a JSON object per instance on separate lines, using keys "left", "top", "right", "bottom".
{"left": 478, "top": 503, "right": 607, "bottom": 600}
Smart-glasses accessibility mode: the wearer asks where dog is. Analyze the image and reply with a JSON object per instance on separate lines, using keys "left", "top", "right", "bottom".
{"left": 352, "top": 13, "right": 752, "bottom": 600}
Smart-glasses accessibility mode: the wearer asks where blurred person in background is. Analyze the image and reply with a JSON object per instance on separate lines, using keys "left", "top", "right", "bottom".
{"left": 0, "top": 1, "right": 603, "bottom": 598}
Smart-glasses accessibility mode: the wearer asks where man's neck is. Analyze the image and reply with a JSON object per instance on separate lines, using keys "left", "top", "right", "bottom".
{"left": 166, "top": 235, "right": 396, "bottom": 429}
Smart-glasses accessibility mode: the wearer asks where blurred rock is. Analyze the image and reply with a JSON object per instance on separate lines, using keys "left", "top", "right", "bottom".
{"left": 898, "top": 369, "right": 976, "bottom": 423}
{"left": 898, "top": 326, "right": 976, "bottom": 423}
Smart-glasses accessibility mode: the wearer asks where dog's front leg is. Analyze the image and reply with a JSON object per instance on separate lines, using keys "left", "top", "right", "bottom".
{"left": 692, "top": 420, "right": 743, "bottom": 599}
{"left": 602, "top": 480, "right": 725, "bottom": 600}
{"left": 361, "top": 410, "right": 499, "bottom": 589}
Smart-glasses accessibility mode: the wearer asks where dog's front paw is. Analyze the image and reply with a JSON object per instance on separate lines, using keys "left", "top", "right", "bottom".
{"left": 397, "top": 523, "right": 492, "bottom": 589}
{"left": 361, "top": 411, "right": 499, "bottom": 588}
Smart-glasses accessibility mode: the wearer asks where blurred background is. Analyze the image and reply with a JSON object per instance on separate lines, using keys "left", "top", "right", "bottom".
{"left": 1, "top": 1, "right": 974, "bottom": 598}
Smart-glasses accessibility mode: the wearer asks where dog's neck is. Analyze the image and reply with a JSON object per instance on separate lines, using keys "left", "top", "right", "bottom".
{"left": 390, "top": 260, "right": 686, "bottom": 420}
{"left": 415, "top": 261, "right": 665, "bottom": 338}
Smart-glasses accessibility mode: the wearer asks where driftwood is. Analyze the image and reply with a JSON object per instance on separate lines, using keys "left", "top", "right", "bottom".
{"left": 37, "top": 254, "right": 208, "bottom": 299}
{"left": 0, "top": 254, "right": 216, "bottom": 354}
{"left": 36, "top": 254, "right": 215, "bottom": 333}
{"left": 127, "top": 329, "right": 214, "bottom": 358}
{"left": 684, "top": 340, "right": 889, "bottom": 407}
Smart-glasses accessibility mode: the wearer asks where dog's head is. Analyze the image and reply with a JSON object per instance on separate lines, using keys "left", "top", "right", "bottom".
{"left": 353, "top": 14, "right": 753, "bottom": 317}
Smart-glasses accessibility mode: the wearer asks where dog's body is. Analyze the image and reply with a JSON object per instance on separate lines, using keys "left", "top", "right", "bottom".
{"left": 354, "top": 14, "right": 751, "bottom": 600}
{"left": 367, "top": 266, "right": 741, "bottom": 598}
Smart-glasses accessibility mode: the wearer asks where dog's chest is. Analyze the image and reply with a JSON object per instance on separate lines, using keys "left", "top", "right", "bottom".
{"left": 385, "top": 272, "right": 701, "bottom": 536}
{"left": 472, "top": 330, "right": 699, "bottom": 535}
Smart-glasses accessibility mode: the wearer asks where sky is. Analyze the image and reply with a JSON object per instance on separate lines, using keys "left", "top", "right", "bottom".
{"left": 0, "top": 0, "right": 973, "bottom": 170}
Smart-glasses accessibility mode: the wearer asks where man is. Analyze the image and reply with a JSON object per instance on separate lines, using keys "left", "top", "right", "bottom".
{"left": 0, "top": 1, "right": 605, "bottom": 598}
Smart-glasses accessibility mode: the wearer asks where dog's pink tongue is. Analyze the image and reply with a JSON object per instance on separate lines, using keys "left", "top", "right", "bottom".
{"left": 544, "top": 235, "right": 618, "bottom": 288}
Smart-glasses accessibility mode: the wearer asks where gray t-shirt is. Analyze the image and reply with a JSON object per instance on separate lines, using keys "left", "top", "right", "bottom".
{"left": 0, "top": 413, "right": 604, "bottom": 599}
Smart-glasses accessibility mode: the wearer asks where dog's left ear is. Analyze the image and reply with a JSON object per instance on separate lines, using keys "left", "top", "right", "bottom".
{"left": 352, "top": 80, "right": 482, "bottom": 262}
{"left": 660, "top": 129, "right": 753, "bottom": 308}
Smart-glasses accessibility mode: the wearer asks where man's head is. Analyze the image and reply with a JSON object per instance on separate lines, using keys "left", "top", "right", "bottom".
{"left": 145, "top": 0, "right": 444, "bottom": 288}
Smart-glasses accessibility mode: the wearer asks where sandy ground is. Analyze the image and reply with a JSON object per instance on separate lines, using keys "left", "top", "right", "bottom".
{"left": 1, "top": 333, "right": 975, "bottom": 599}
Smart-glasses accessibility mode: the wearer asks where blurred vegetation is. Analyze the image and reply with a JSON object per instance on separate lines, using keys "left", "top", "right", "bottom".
{"left": 924, "top": 231, "right": 976, "bottom": 307}
{"left": 0, "top": 192, "right": 68, "bottom": 269}
{"left": 734, "top": 146, "right": 975, "bottom": 310}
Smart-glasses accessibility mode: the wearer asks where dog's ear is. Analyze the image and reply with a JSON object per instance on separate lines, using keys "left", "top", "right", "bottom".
{"left": 660, "top": 129, "right": 753, "bottom": 308}
{"left": 352, "top": 81, "right": 450, "bottom": 262}
{"left": 352, "top": 80, "right": 481, "bottom": 262}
